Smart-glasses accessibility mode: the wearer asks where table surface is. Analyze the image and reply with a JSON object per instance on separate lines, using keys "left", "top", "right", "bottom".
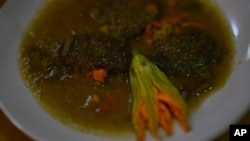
{"left": 0, "top": 108, "right": 249, "bottom": 141}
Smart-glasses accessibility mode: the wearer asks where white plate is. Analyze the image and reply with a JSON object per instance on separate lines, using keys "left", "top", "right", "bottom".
{"left": 0, "top": 0, "right": 250, "bottom": 141}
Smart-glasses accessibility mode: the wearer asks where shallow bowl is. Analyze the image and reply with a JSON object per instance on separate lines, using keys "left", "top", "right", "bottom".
{"left": 0, "top": 0, "right": 250, "bottom": 141}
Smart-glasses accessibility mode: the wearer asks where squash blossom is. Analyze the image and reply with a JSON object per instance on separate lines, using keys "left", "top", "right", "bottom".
{"left": 129, "top": 49, "right": 190, "bottom": 141}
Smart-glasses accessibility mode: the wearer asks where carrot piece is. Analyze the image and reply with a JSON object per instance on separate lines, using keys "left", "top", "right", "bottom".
{"left": 89, "top": 68, "right": 107, "bottom": 83}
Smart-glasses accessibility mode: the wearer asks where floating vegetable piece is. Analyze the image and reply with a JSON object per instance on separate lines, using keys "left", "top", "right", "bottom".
{"left": 90, "top": 0, "right": 159, "bottom": 41}
{"left": 129, "top": 49, "right": 190, "bottom": 141}
{"left": 150, "top": 30, "right": 218, "bottom": 94}
{"left": 143, "top": 21, "right": 172, "bottom": 46}
{"left": 89, "top": 68, "right": 108, "bottom": 83}
{"left": 58, "top": 33, "right": 131, "bottom": 73}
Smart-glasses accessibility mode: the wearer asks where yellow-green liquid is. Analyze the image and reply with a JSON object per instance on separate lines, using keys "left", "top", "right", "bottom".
{"left": 19, "top": 0, "right": 234, "bottom": 137}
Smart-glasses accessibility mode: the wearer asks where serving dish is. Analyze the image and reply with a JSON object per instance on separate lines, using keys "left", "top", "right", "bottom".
{"left": 0, "top": 0, "right": 250, "bottom": 141}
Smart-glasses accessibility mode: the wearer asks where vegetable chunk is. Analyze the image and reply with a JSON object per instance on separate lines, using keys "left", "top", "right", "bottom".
{"left": 58, "top": 33, "right": 132, "bottom": 73}
{"left": 90, "top": 0, "right": 159, "bottom": 41}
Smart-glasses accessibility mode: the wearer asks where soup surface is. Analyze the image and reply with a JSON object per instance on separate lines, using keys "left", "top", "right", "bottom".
{"left": 19, "top": 0, "right": 234, "bottom": 137}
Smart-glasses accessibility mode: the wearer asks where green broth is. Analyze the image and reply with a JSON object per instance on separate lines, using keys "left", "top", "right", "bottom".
{"left": 19, "top": 0, "right": 234, "bottom": 137}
